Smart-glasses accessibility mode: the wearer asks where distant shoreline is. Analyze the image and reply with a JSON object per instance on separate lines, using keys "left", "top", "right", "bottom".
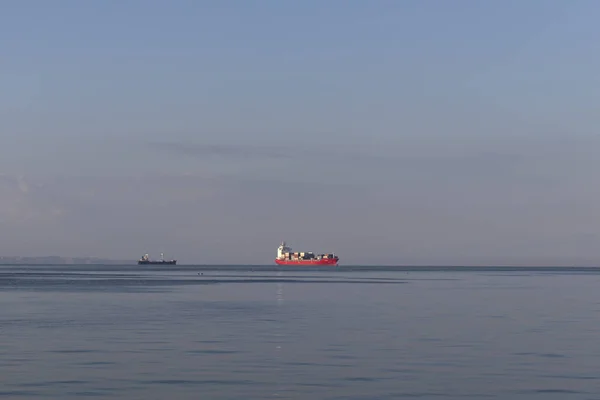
{"left": 0, "top": 257, "right": 131, "bottom": 265}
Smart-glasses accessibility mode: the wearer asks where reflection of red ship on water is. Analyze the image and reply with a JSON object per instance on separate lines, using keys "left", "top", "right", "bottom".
{"left": 275, "top": 242, "right": 339, "bottom": 266}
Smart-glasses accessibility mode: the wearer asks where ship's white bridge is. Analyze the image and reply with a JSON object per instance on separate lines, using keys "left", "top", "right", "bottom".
{"left": 277, "top": 241, "right": 292, "bottom": 259}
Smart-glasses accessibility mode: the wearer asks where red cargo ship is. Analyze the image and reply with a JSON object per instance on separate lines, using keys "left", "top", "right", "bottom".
{"left": 275, "top": 241, "right": 339, "bottom": 266}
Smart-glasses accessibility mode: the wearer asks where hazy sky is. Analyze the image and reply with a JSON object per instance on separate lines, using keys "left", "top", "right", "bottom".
{"left": 2, "top": 1, "right": 600, "bottom": 265}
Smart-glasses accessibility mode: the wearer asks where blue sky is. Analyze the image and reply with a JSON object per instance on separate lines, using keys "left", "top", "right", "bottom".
{"left": 1, "top": 1, "right": 600, "bottom": 264}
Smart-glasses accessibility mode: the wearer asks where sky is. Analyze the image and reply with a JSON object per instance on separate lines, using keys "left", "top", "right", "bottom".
{"left": 1, "top": 0, "right": 600, "bottom": 265}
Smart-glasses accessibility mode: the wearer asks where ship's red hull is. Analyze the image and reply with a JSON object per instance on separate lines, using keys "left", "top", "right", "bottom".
{"left": 275, "top": 258, "right": 338, "bottom": 266}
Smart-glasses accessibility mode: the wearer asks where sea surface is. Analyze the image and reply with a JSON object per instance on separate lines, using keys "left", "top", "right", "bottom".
{"left": 2, "top": 265, "right": 600, "bottom": 399}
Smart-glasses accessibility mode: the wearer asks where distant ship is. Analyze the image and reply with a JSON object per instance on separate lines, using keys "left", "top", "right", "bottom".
{"left": 138, "top": 253, "right": 177, "bottom": 265}
{"left": 275, "top": 241, "right": 339, "bottom": 266}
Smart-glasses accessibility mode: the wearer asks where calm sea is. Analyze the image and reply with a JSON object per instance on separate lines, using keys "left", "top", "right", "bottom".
{"left": 2, "top": 265, "right": 600, "bottom": 399}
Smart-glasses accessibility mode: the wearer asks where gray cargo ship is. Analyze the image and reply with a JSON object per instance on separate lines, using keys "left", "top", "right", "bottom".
{"left": 138, "top": 253, "right": 177, "bottom": 265}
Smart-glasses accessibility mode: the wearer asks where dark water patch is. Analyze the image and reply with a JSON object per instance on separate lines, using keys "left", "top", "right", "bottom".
{"left": 326, "top": 394, "right": 457, "bottom": 400}
{"left": 518, "top": 389, "right": 586, "bottom": 394}
{"left": 17, "top": 319, "right": 141, "bottom": 330}
{"left": 330, "top": 354, "right": 356, "bottom": 360}
{"left": 187, "top": 349, "right": 240, "bottom": 355}
{"left": 386, "top": 394, "right": 448, "bottom": 398}
{"left": 77, "top": 361, "right": 116, "bottom": 366}
{"left": 142, "top": 379, "right": 257, "bottom": 386}
{"left": 0, "top": 272, "right": 144, "bottom": 279}
{"left": 343, "top": 377, "right": 382, "bottom": 382}
{"left": 199, "top": 273, "right": 411, "bottom": 282}
{"left": 50, "top": 349, "right": 97, "bottom": 354}
{"left": 2, "top": 318, "right": 34, "bottom": 325}
{"left": 198, "top": 278, "right": 408, "bottom": 284}
{"left": 134, "top": 340, "right": 170, "bottom": 345}
{"left": 17, "top": 380, "right": 90, "bottom": 388}
{"left": 195, "top": 301, "right": 281, "bottom": 313}
{"left": 539, "top": 374, "right": 599, "bottom": 380}
{"left": 297, "top": 382, "right": 343, "bottom": 388}
{"left": 540, "top": 353, "right": 566, "bottom": 358}
{"left": 283, "top": 360, "right": 353, "bottom": 369}
{"left": 0, "top": 391, "right": 41, "bottom": 397}
{"left": 3, "top": 358, "right": 32, "bottom": 362}
{"left": 0, "top": 285, "right": 175, "bottom": 294}
{"left": 139, "top": 348, "right": 176, "bottom": 352}
{"left": 325, "top": 363, "right": 354, "bottom": 368}
{"left": 442, "top": 344, "right": 475, "bottom": 349}
{"left": 65, "top": 391, "right": 111, "bottom": 397}
{"left": 0, "top": 362, "right": 25, "bottom": 367}
{"left": 284, "top": 361, "right": 319, "bottom": 366}
{"left": 386, "top": 370, "right": 421, "bottom": 377}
